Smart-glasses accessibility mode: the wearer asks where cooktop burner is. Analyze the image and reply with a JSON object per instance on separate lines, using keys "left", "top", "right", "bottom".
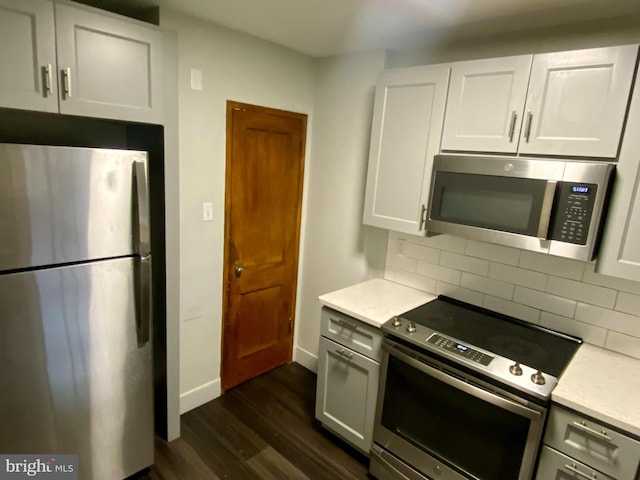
{"left": 383, "top": 295, "right": 582, "bottom": 401}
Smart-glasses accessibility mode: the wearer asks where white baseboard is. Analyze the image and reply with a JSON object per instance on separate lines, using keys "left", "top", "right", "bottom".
{"left": 179, "top": 378, "right": 221, "bottom": 414}
{"left": 294, "top": 346, "right": 318, "bottom": 373}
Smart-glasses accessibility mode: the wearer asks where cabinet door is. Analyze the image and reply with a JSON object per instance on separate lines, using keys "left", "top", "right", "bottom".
{"left": 441, "top": 55, "right": 532, "bottom": 153}
{"left": 0, "top": 0, "right": 58, "bottom": 113}
{"left": 597, "top": 68, "right": 640, "bottom": 282}
{"left": 315, "top": 336, "right": 379, "bottom": 453}
{"left": 520, "top": 45, "right": 638, "bottom": 158}
{"left": 55, "top": 2, "right": 163, "bottom": 124}
{"left": 363, "top": 65, "right": 450, "bottom": 234}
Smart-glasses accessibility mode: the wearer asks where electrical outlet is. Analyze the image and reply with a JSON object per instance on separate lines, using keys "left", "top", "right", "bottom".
{"left": 397, "top": 238, "right": 406, "bottom": 254}
{"left": 202, "top": 202, "right": 213, "bottom": 221}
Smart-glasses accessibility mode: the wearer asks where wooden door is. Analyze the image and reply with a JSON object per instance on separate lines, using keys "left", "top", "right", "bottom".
{"left": 362, "top": 65, "right": 450, "bottom": 234}
{"left": 222, "top": 101, "right": 306, "bottom": 390}
{"left": 0, "top": 0, "right": 58, "bottom": 113}
{"left": 54, "top": 2, "right": 163, "bottom": 124}
{"left": 440, "top": 55, "right": 532, "bottom": 154}
{"left": 519, "top": 45, "right": 637, "bottom": 158}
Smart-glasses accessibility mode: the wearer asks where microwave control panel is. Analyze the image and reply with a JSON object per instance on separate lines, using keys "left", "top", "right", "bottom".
{"left": 549, "top": 183, "right": 597, "bottom": 245}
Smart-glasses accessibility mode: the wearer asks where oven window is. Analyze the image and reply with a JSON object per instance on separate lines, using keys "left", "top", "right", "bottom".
{"left": 381, "top": 356, "right": 531, "bottom": 480}
{"left": 431, "top": 172, "right": 548, "bottom": 235}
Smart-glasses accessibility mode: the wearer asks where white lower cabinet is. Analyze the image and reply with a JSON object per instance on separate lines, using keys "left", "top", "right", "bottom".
{"left": 536, "top": 405, "right": 640, "bottom": 480}
{"left": 315, "top": 308, "right": 382, "bottom": 453}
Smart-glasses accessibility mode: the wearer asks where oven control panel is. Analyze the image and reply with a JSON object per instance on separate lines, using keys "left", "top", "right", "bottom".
{"left": 427, "top": 334, "right": 493, "bottom": 366}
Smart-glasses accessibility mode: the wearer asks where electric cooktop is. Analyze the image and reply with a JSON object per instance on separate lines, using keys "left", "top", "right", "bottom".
{"left": 382, "top": 295, "right": 582, "bottom": 401}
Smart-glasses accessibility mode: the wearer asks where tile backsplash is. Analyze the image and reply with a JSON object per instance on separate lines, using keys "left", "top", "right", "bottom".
{"left": 384, "top": 230, "right": 640, "bottom": 360}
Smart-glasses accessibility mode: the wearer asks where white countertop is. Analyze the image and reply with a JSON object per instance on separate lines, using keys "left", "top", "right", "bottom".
{"left": 553, "top": 343, "right": 640, "bottom": 438}
{"left": 318, "top": 278, "right": 436, "bottom": 328}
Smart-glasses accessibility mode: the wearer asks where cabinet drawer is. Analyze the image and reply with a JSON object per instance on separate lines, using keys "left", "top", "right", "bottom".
{"left": 544, "top": 406, "right": 640, "bottom": 480}
{"left": 320, "top": 307, "right": 382, "bottom": 361}
{"left": 536, "top": 445, "right": 616, "bottom": 480}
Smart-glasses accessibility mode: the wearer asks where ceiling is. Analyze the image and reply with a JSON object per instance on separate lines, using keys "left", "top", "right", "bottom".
{"left": 90, "top": 0, "right": 640, "bottom": 57}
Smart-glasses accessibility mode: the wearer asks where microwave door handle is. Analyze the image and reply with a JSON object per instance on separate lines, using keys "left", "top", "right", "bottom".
{"left": 537, "top": 180, "right": 557, "bottom": 239}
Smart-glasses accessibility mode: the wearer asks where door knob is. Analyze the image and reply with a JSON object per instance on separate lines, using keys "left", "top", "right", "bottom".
{"left": 234, "top": 264, "right": 244, "bottom": 278}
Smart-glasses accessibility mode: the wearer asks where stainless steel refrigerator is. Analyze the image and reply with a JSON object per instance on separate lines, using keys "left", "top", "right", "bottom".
{"left": 0, "top": 144, "right": 154, "bottom": 479}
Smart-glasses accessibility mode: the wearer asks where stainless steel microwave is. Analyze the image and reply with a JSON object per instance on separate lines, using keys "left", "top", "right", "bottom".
{"left": 426, "top": 155, "right": 615, "bottom": 261}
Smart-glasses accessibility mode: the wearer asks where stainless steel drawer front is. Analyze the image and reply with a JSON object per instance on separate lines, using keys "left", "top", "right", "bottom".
{"left": 544, "top": 406, "right": 640, "bottom": 480}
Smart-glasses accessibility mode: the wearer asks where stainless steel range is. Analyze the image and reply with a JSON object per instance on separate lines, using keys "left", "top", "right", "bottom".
{"left": 370, "top": 295, "right": 582, "bottom": 480}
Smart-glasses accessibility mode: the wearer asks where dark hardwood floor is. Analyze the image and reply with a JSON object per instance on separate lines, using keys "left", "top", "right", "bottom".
{"left": 140, "top": 362, "right": 371, "bottom": 480}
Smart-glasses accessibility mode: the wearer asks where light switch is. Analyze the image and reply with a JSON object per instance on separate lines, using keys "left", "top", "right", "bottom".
{"left": 202, "top": 202, "right": 213, "bottom": 221}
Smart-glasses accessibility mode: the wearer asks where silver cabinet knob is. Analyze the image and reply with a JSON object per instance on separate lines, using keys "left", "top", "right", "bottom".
{"left": 531, "top": 370, "right": 546, "bottom": 385}
{"left": 407, "top": 321, "right": 416, "bottom": 333}
{"left": 509, "top": 362, "right": 523, "bottom": 376}
{"left": 391, "top": 316, "right": 402, "bottom": 327}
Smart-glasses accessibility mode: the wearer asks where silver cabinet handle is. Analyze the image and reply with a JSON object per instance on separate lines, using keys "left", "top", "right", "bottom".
{"left": 572, "top": 421, "right": 613, "bottom": 442}
{"left": 335, "top": 348, "right": 353, "bottom": 360}
{"left": 419, "top": 204, "right": 427, "bottom": 231}
{"left": 335, "top": 317, "right": 358, "bottom": 329}
{"left": 524, "top": 111, "right": 533, "bottom": 142}
{"left": 537, "top": 180, "right": 557, "bottom": 239}
{"left": 62, "top": 67, "right": 72, "bottom": 98}
{"left": 43, "top": 64, "right": 53, "bottom": 95}
{"left": 508, "top": 111, "right": 518, "bottom": 142}
{"left": 564, "top": 463, "right": 597, "bottom": 479}
{"left": 134, "top": 161, "right": 151, "bottom": 345}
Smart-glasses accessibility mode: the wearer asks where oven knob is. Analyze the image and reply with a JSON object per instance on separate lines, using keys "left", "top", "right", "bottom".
{"left": 531, "top": 370, "right": 546, "bottom": 385}
{"left": 391, "top": 315, "right": 402, "bottom": 327}
{"left": 407, "top": 321, "right": 416, "bottom": 333}
{"left": 509, "top": 362, "right": 523, "bottom": 376}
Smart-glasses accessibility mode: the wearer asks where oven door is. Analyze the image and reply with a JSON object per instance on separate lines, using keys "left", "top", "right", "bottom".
{"left": 372, "top": 339, "right": 546, "bottom": 480}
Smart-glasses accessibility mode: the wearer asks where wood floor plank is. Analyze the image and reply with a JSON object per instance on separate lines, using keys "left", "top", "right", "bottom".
{"left": 145, "top": 362, "right": 370, "bottom": 480}
{"left": 247, "top": 446, "right": 310, "bottom": 480}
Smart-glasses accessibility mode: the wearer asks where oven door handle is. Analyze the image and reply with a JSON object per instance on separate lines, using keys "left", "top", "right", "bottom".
{"left": 383, "top": 341, "right": 543, "bottom": 420}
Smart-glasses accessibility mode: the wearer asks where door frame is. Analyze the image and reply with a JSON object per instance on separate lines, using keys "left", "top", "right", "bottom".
{"left": 221, "top": 100, "right": 307, "bottom": 390}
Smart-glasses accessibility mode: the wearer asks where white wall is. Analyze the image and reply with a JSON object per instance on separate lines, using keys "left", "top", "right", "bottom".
{"left": 160, "top": 10, "right": 316, "bottom": 413}
{"left": 294, "top": 50, "right": 389, "bottom": 371}
{"left": 387, "top": 15, "right": 640, "bottom": 68}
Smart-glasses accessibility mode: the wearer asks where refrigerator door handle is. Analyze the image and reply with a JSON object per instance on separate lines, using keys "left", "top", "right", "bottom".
{"left": 134, "top": 161, "right": 151, "bottom": 257}
{"left": 134, "top": 161, "right": 151, "bottom": 345}
{"left": 137, "top": 254, "right": 152, "bottom": 345}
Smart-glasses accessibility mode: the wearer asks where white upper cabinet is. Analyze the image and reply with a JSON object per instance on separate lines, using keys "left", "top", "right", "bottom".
{"left": 441, "top": 55, "right": 532, "bottom": 153}
{"left": 0, "top": 0, "right": 58, "bottom": 113}
{"left": 363, "top": 65, "right": 450, "bottom": 234}
{"left": 0, "top": 0, "right": 163, "bottom": 124}
{"left": 442, "top": 45, "right": 638, "bottom": 158}
{"left": 55, "top": 2, "right": 163, "bottom": 124}
{"left": 520, "top": 45, "right": 638, "bottom": 158}
{"left": 596, "top": 69, "right": 640, "bottom": 282}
